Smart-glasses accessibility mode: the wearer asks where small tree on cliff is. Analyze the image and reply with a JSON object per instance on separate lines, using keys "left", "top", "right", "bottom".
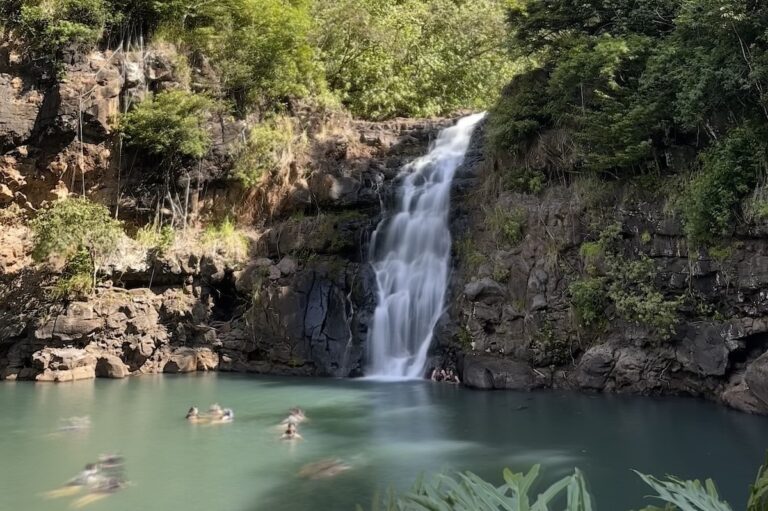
{"left": 30, "top": 197, "right": 123, "bottom": 297}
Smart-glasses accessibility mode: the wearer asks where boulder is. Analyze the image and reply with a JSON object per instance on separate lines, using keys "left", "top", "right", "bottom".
{"left": 163, "top": 348, "right": 199, "bottom": 373}
{"left": 196, "top": 348, "right": 219, "bottom": 371}
{"left": 276, "top": 256, "right": 298, "bottom": 276}
{"left": 722, "top": 380, "right": 767, "bottom": 415}
{"left": 34, "top": 302, "right": 104, "bottom": 342}
{"left": 95, "top": 355, "right": 130, "bottom": 378}
{"left": 675, "top": 324, "right": 730, "bottom": 377}
{"left": 464, "top": 278, "right": 506, "bottom": 304}
{"left": 576, "top": 344, "right": 615, "bottom": 389}
{"left": 461, "top": 355, "right": 535, "bottom": 390}
{"left": 746, "top": 352, "right": 768, "bottom": 407}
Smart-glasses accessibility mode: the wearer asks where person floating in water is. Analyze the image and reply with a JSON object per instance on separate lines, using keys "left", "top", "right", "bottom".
{"left": 281, "top": 422, "right": 303, "bottom": 441}
{"left": 208, "top": 403, "right": 224, "bottom": 419}
{"left": 298, "top": 458, "right": 352, "bottom": 480}
{"left": 211, "top": 408, "right": 234, "bottom": 424}
{"left": 186, "top": 406, "right": 206, "bottom": 424}
{"left": 281, "top": 406, "right": 307, "bottom": 426}
{"left": 45, "top": 454, "right": 128, "bottom": 506}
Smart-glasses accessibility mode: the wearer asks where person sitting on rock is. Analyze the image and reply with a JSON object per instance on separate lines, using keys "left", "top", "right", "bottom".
{"left": 281, "top": 422, "right": 303, "bottom": 441}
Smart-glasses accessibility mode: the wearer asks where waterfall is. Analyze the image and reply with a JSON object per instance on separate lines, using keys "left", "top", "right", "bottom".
{"left": 366, "top": 112, "right": 486, "bottom": 380}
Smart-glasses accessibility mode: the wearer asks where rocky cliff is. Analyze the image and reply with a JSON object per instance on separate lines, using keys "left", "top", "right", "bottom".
{"left": 0, "top": 41, "right": 450, "bottom": 382}
{"left": 435, "top": 122, "right": 768, "bottom": 415}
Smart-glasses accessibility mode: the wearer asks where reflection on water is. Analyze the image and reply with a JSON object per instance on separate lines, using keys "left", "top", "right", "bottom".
{"left": 0, "top": 374, "right": 766, "bottom": 511}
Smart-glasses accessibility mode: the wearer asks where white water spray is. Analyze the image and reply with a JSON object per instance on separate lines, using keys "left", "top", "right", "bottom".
{"left": 366, "top": 113, "right": 485, "bottom": 380}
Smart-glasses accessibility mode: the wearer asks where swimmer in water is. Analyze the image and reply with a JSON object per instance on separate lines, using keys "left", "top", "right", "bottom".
{"left": 211, "top": 408, "right": 234, "bottom": 424}
{"left": 298, "top": 458, "right": 352, "bottom": 480}
{"left": 186, "top": 406, "right": 205, "bottom": 423}
{"left": 208, "top": 403, "right": 224, "bottom": 419}
{"left": 281, "top": 422, "right": 303, "bottom": 441}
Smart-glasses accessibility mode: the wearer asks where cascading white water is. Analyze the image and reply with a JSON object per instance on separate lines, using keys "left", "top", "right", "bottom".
{"left": 366, "top": 112, "right": 486, "bottom": 380}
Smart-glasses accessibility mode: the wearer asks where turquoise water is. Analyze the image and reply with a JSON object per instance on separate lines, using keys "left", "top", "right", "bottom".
{"left": 0, "top": 374, "right": 766, "bottom": 510}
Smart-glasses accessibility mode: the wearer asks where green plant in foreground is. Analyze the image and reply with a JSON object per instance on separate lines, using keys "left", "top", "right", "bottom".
{"left": 365, "top": 455, "right": 768, "bottom": 511}
{"left": 363, "top": 464, "right": 592, "bottom": 511}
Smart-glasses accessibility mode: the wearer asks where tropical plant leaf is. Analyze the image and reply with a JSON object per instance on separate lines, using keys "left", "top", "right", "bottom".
{"left": 634, "top": 471, "right": 733, "bottom": 511}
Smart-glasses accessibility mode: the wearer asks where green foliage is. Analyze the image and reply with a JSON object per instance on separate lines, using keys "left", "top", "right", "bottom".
{"left": 456, "top": 326, "right": 473, "bottom": 350}
{"left": 500, "top": 168, "right": 545, "bottom": 195}
{"left": 570, "top": 223, "right": 679, "bottom": 338}
{"left": 234, "top": 117, "right": 295, "bottom": 188}
{"left": 681, "top": 127, "right": 768, "bottom": 245}
{"left": 8, "top": 0, "right": 106, "bottom": 67}
{"left": 312, "top": 0, "right": 513, "bottom": 119}
{"left": 488, "top": 0, "right": 768, "bottom": 238}
{"left": 119, "top": 90, "right": 214, "bottom": 162}
{"left": 744, "top": 187, "right": 768, "bottom": 225}
{"left": 634, "top": 472, "right": 733, "bottom": 511}
{"left": 486, "top": 206, "right": 525, "bottom": 247}
{"left": 30, "top": 197, "right": 122, "bottom": 266}
{"left": 365, "top": 456, "right": 768, "bottom": 511}
{"left": 135, "top": 224, "right": 175, "bottom": 256}
{"left": 365, "top": 465, "right": 593, "bottom": 511}
{"left": 50, "top": 248, "right": 94, "bottom": 299}
{"left": 201, "top": 217, "right": 249, "bottom": 262}
{"left": 456, "top": 236, "right": 484, "bottom": 270}
{"left": 606, "top": 255, "right": 680, "bottom": 339}
{"left": 180, "top": 0, "right": 322, "bottom": 112}
{"left": 30, "top": 197, "right": 122, "bottom": 297}
{"left": 569, "top": 277, "right": 607, "bottom": 329}
{"left": 748, "top": 454, "right": 768, "bottom": 511}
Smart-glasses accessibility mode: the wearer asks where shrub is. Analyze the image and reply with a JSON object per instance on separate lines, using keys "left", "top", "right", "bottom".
{"left": 234, "top": 117, "right": 295, "bottom": 188}
{"left": 569, "top": 277, "right": 607, "bottom": 328}
{"left": 50, "top": 248, "right": 94, "bottom": 300}
{"left": 11, "top": 0, "right": 107, "bottom": 66}
{"left": 119, "top": 90, "right": 215, "bottom": 162}
{"left": 606, "top": 254, "right": 681, "bottom": 339}
{"left": 30, "top": 197, "right": 123, "bottom": 296}
{"left": 486, "top": 205, "right": 525, "bottom": 247}
{"left": 681, "top": 127, "right": 767, "bottom": 246}
{"left": 135, "top": 224, "right": 175, "bottom": 255}
{"left": 201, "top": 217, "right": 249, "bottom": 263}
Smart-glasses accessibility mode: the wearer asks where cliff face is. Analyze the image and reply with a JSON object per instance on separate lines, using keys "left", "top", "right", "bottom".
{"left": 0, "top": 43, "right": 450, "bottom": 382}
{"left": 437, "top": 122, "right": 768, "bottom": 415}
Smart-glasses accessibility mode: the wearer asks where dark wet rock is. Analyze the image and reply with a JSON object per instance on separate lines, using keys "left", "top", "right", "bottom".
{"left": 746, "top": 352, "right": 768, "bottom": 407}
{"left": 464, "top": 278, "right": 506, "bottom": 304}
{"left": 461, "top": 355, "right": 536, "bottom": 390}
{"left": 722, "top": 378, "right": 768, "bottom": 415}
{"left": 576, "top": 344, "right": 615, "bottom": 390}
